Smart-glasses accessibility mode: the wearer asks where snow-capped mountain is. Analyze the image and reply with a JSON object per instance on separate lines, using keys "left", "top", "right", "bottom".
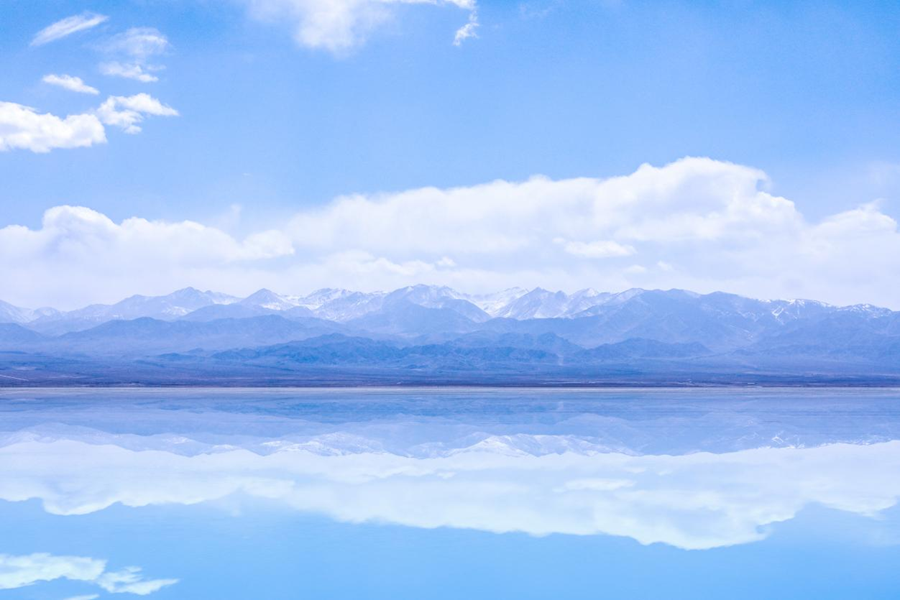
{"left": 302, "top": 289, "right": 386, "bottom": 322}
{"left": 9, "top": 285, "right": 899, "bottom": 328}
{"left": 294, "top": 288, "right": 359, "bottom": 310}
{"left": 466, "top": 288, "right": 529, "bottom": 316}
{"left": 3, "top": 285, "right": 900, "bottom": 385}
{"left": 0, "top": 300, "right": 61, "bottom": 324}
{"left": 239, "top": 289, "right": 303, "bottom": 311}
{"left": 79, "top": 287, "right": 237, "bottom": 319}
{"left": 25, "top": 288, "right": 238, "bottom": 334}
{"left": 493, "top": 288, "right": 614, "bottom": 319}
{"left": 0, "top": 300, "right": 31, "bottom": 324}
{"left": 6, "top": 284, "right": 900, "bottom": 347}
{"left": 231, "top": 285, "right": 492, "bottom": 323}
{"left": 383, "top": 285, "right": 490, "bottom": 322}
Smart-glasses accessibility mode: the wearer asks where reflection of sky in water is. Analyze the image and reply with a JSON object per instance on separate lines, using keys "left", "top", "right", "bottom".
{"left": 1, "top": 388, "right": 899, "bottom": 599}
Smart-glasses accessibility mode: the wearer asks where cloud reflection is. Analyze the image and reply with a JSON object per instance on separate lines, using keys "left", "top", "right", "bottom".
{"left": 0, "top": 552, "right": 177, "bottom": 595}
{"left": 2, "top": 436, "right": 899, "bottom": 550}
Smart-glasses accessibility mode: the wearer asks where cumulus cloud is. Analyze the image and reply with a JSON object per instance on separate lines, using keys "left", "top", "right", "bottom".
{"left": 244, "top": 0, "right": 478, "bottom": 53}
{"left": 96, "top": 93, "right": 178, "bottom": 134}
{"left": 42, "top": 74, "right": 100, "bottom": 95}
{"left": 285, "top": 158, "right": 795, "bottom": 255}
{"left": 0, "top": 553, "right": 175, "bottom": 596}
{"left": 1, "top": 437, "right": 899, "bottom": 550}
{"left": 9, "top": 24, "right": 175, "bottom": 152}
{"left": 0, "top": 205, "right": 293, "bottom": 308}
{"left": 2, "top": 158, "right": 900, "bottom": 308}
{"left": 3, "top": 205, "right": 293, "bottom": 263}
{"left": 0, "top": 93, "right": 176, "bottom": 153}
{"left": 0, "top": 102, "right": 105, "bottom": 152}
{"left": 279, "top": 157, "right": 900, "bottom": 306}
{"left": 31, "top": 13, "right": 108, "bottom": 46}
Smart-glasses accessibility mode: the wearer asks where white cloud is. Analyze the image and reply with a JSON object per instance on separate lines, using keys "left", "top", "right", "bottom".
{"left": 285, "top": 158, "right": 795, "bottom": 256}
{"left": 2, "top": 158, "right": 900, "bottom": 308}
{"left": 98, "top": 28, "right": 169, "bottom": 83}
{"left": 9, "top": 25, "right": 175, "bottom": 152}
{"left": 3, "top": 205, "right": 293, "bottom": 264}
{"left": 0, "top": 553, "right": 104, "bottom": 590}
{"left": 0, "top": 102, "right": 106, "bottom": 153}
{"left": 244, "top": 0, "right": 478, "bottom": 53}
{"left": 453, "top": 11, "right": 479, "bottom": 46}
{"left": 0, "top": 553, "right": 175, "bottom": 596}
{"left": 31, "top": 13, "right": 108, "bottom": 46}
{"left": 102, "top": 27, "right": 170, "bottom": 60}
{"left": 100, "top": 62, "right": 160, "bottom": 83}
{"left": 96, "top": 93, "right": 179, "bottom": 134}
{"left": 96, "top": 567, "right": 178, "bottom": 595}
{"left": 0, "top": 205, "right": 293, "bottom": 308}
{"left": 0, "top": 94, "right": 176, "bottom": 153}
{"left": 278, "top": 157, "right": 899, "bottom": 306}
{"left": 42, "top": 74, "right": 100, "bottom": 95}
{"left": 558, "top": 239, "right": 636, "bottom": 258}
{"left": 1, "top": 437, "right": 899, "bottom": 550}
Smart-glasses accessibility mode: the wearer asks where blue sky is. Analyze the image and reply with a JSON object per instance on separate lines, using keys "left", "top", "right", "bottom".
{"left": 2, "top": 1, "right": 900, "bottom": 308}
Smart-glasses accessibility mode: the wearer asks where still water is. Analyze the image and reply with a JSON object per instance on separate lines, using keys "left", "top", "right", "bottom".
{"left": 1, "top": 387, "right": 899, "bottom": 599}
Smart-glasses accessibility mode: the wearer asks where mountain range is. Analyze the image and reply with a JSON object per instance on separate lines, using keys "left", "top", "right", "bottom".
{"left": 1, "top": 285, "right": 898, "bottom": 386}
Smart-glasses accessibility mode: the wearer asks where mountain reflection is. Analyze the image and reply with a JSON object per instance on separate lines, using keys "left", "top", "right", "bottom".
{"left": 2, "top": 388, "right": 899, "bottom": 557}
{"left": 2, "top": 433, "right": 898, "bottom": 550}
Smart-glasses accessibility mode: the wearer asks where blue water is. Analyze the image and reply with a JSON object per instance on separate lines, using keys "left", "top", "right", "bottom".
{"left": 1, "top": 388, "right": 899, "bottom": 599}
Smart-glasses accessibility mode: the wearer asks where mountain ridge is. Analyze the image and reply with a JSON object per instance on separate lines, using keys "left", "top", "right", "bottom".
{"left": 2, "top": 285, "right": 898, "bottom": 386}
{"left": 3, "top": 285, "right": 888, "bottom": 328}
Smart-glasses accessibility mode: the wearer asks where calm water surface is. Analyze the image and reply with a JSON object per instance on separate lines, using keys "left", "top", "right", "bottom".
{"left": 1, "top": 388, "right": 899, "bottom": 599}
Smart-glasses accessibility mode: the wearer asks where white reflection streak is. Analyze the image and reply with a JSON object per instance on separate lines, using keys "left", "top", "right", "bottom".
{"left": 0, "top": 552, "right": 176, "bottom": 595}
{"left": 1, "top": 440, "right": 899, "bottom": 550}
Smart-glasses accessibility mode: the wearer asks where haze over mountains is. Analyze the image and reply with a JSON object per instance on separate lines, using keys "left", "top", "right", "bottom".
{"left": 1, "top": 285, "right": 899, "bottom": 386}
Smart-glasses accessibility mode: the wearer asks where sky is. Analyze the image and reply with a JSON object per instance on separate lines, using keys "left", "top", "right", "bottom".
{"left": 1, "top": 0, "right": 900, "bottom": 309}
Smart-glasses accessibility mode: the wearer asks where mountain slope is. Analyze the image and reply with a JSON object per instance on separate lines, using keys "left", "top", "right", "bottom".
{"left": 0, "top": 300, "right": 29, "bottom": 324}
{"left": 27, "top": 288, "right": 238, "bottom": 334}
{"left": 47, "top": 315, "right": 345, "bottom": 355}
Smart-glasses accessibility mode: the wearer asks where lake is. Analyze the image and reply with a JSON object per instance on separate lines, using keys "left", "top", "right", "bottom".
{"left": 1, "top": 387, "right": 899, "bottom": 599}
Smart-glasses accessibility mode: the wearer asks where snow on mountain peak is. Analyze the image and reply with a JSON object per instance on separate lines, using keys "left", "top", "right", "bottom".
{"left": 240, "top": 289, "right": 302, "bottom": 311}
{"left": 467, "top": 288, "right": 529, "bottom": 316}
{"left": 4, "top": 287, "right": 897, "bottom": 331}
